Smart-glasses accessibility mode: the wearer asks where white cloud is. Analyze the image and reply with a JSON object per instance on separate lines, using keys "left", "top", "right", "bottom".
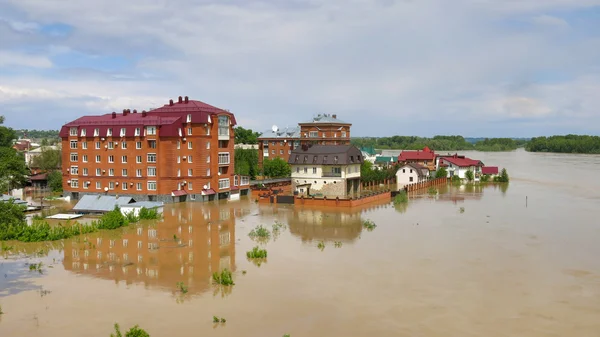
{"left": 0, "top": 51, "right": 52, "bottom": 68}
{"left": 532, "top": 14, "right": 570, "bottom": 29}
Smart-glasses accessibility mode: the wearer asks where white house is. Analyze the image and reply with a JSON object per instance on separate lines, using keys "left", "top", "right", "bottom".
{"left": 396, "top": 163, "right": 429, "bottom": 189}
{"left": 437, "top": 154, "right": 484, "bottom": 180}
{"left": 25, "top": 145, "right": 59, "bottom": 167}
{"left": 289, "top": 145, "right": 363, "bottom": 198}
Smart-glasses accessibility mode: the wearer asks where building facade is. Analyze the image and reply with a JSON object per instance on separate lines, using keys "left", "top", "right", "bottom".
{"left": 60, "top": 96, "right": 249, "bottom": 202}
{"left": 288, "top": 145, "right": 363, "bottom": 198}
{"left": 257, "top": 126, "right": 300, "bottom": 168}
{"left": 396, "top": 163, "right": 430, "bottom": 189}
{"left": 397, "top": 146, "right": 436, "bottom": 171}
{"left": 437, "top": 154, "right": 484, "bottom": 180}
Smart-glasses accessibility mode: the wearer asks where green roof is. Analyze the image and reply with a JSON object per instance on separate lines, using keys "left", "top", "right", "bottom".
{"left": 360, "top": 146, "right": 376, "bottom": 156}
{"left": 374, "top": 156, "right": 396, "bottom": 163}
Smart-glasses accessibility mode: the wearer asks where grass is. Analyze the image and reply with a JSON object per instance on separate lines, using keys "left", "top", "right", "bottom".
{"left": 459, "top": 207, "right": 465, "bottom": 213}
{"left": 246, "top": 246, "right": 267, "bottom": 259}
{"left": 176, "top": 282, "right": 188, "bottom": 294}
{"left": 393, "top": 191, "right": 408, "bottom": 204}
{"left": 213, "top": 316, "right": 227, "bottom": 323}
{"left": 1, "top": 242, "right": 14, "bottom": 252}
{"left": 212, "top": 269, "right": 234, "bottom": 286}
{"left": 272, "top": 221, "right": 286, "bottom": 231}
{"left": 362, "top": 220, "right": 377, "bottom": 231}
{"left": 427, "top": 187, "right": 438, "bottom": 195}
{"left": 111, "top": 323, "right": 150, "bottom": 337}
{"left": 334, "top": 241, "right": 342, "bottom": 248}
{"left": 283, "top": 335, "right": 291, "bottom": 337}
{"left": 317, "top": 241, "right": 325, "bottom": 250}
{"left": 249, "top": 225, "right": 271, "bottom": 239}
{"left": 29, "top": 262, "right": 43, "bottom": 273}
{"left": 242, "top": 270, "right": 247, "bottom": 275}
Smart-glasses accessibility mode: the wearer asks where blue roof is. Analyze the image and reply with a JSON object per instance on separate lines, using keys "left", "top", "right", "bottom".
{"left": 0, "top": 194, "right": 28, "bottom": 205}
{"left": 125, "top": 201, "right": 164, "bottom": 209}
{"left": 73, "top": 195, "right": 136, "bottom": 212}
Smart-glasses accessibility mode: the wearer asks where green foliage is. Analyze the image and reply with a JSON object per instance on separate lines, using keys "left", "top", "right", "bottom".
{"left": 493, "top": 168, "right": 510, "bottom": 183}
{"left": 47, "top": 171, "right": 63, "bottom": 192}
{"left": 526, "top": 135, "right": 600, "bottom": 154}
{"left": 212, "top": 316, "right": 227, "bottom": 323}
{"left": 362, "top": 220, "right": 377, "bottom": 231}
{"left": 427, "top": 187, "right": 438, "bottom": 195}
{"left": 246, "top": 246, "right": 268, "bottom": 259}
{"left": 30, "top": 147, "right": 61, "bottom": 171}
{"left": 15, "top": 129, "right": 60, "bottom": 141}
{"left": 334, "top": 241, "right": 342, "bottom": 248}
{"left": 138, "top": 207, "right": 160, "bottom": 220}
{"left": 480, "top": 174, "right": 490, "bottom": 183}
{"left": 212, "top": 269, "right": 234, "bottom": 286}
{"left": 272, "top": 221, "right": 286, "bottom": 231}
{"left": 451, "top": 175, "right": 461, "bottom": 185}
{"left": 0, "top": 147, "right": 28, "bottom": 191}
{"left": 29, "top": 262, "right": 43, "bottom": 273}
{"left": 249, "top": 225, "right": 270, "bottom": 239}
{"left": 360, "top": 161, "right": 397, "bottom": 183}
{"left": 352, "top": 135, "right": 473, "bottom": 151}
{"left": 176, "top": 282, "right": 188, "bottom": 294}
{"left": 473, "top": 138, "right": 518, "bottom": 151}
{"left": 0, "top": 116, "right": 17, "bottom": 148}
{"left": 283, "top": 335, "right": 291, "bottom": 337}
{"left": 0, "top": 304, "right": 3, "bottom": 315}
{"left": 111, "top": 323, "right": 150, "bottom": 337}
{"left": 459, "top": 207, "right": 465, "bottom": 213}
{"left": 262, "top": 157, "right": 291, "bottom": 178}
{"left": 435, "top": 167, "right": 448, "bottom": 178}
{"left": 393, "top": 191, "right": 408, "bottom": 204}
{"left": 317, "top": 241, "right": 325, "bottom": 250}
{"left": 234, "top": 126, "right": 260, "bottom": 145}
{"left": 465, "top": 170, "right": 474, "bottom": 182}
{"left": 234, "top": 148, "right": 259, "bottom": 179}
{"left": 97, "top": 207, "right": 129, "bottom": 230}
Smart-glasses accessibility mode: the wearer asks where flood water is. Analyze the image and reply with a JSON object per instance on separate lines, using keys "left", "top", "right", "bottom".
{"left": 1, "top": 149, "right": 600, "bottom": 336}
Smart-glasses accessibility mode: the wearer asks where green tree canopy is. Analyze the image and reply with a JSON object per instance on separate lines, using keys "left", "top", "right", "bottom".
{"left": 435, "top": 167, "right": 448, "bottom": 178}
{"left": 0, "top": 147, "right": 28, "bottom": 192}
{"left": 48, "top": 171, "right": 63, "bottom": 192}
{"left": 262, "top": 158, "right": 291, "bottom": 178}
{"left": 234, "top": 148, "right": 259, "bottom": 179}
{"left": 525, "top": 135, "right": 600, "bottom": 154}
{"left": 0, "top": 116, "right": 17, "bottom": 148}
{"left": 30, "top": 147, "right": 62, "bottom": 171}
{"left": 234, "top": 126, "right": 261, "bottom": 145}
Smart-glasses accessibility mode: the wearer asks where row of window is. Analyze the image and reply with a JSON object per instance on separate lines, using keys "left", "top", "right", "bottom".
{"left": 308, "top": 131, "right": 347, "bottom": 138}
{"left": 69, "top": 178, "right": 232, "bottom": 190}
{"left": 294, "top": 166, "right": 357, "bottom": 174}
{"left": 70, "top": 140, "right": 197, "bottom": 150}
{"left": 263, "top": 140, "right": 301, "bottom": 147}
{"left": 70, "top": 153, "right": 229, "bottom": 165}
{"left": 71, "top": 126, "right": 157, "bottom": 137}
{"left": 69, "top": 166, "right": 211, "bottom": 178}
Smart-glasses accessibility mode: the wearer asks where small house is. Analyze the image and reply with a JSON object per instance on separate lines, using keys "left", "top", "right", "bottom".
{"left": 396, "top": 163, "right": 430, "bottom": 189}
{"left": 374, "top": 156, "right": 397, "bottom": 170}
{"left": 437, "top": 154, "right": 484, "bottom": 180}
{"left": 397, "top": 146, "right": 436, "bottom": 171}
{"left": 120, "top": 201, "right": 164, "bottom": 217}
{"left": 72, "top": 195, "right": 136, "bottom": 214}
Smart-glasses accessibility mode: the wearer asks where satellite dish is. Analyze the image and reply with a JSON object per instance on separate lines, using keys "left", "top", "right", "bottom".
{"left": 104, "top": 187, "right": 109, "bottom": 192}
{"left": 272, "top": 125, "right": 278, "bottom": 132}
{"left": 203, "top": 185, "right": 208, "bottom": 190}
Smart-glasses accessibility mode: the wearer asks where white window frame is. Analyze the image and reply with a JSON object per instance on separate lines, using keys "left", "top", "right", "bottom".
{"left": 136, "top": 183, "right": 142, "bottom": 191}
{"left": 187, "top": 127, "right": 192, "bottom": 135}
{"left": 136, "top": 141, "right": 142, "bottom": 149}
{"left": 96, "top": 168, "right": 101, "bottom": 176}
{"left": 82, "top": 142, "right": 87, "bottom": 150}
{"left": 83, "top": 168, "right": 88, "bottom": 176}
{"left": 136, "top": 156, "right": 142, "bottom": 163}
{"left": 188, "top": 169, "right": 193, "bottom": 177}
{"left": 70, "top": 179, "right": 78, "bottom": 188}
{"left": 96, "top": 182, "right": 101, "bottom": 190}
{"left": 108, "top": 155, "right": 114, "bottom": 163}
{"left": 187, "top": 141, "right": 192, "bottom": 149}
{"left": 218, "top": 178, "right": 230, "bottom": 190}
{"left": 70, "top": 166, "right": 78, "bottom": 175}
{"left": 95, "top": 155, "right": 101, "bottom": 163}
{"left": 218, "top": 152, "right": 230, "bottom": 165}
{"left": 82, "top": 155, "right": 88, "bottom": 163}
{"left": 146, "top": 126, "right": 157, "bottom": 136}
{"left": 109, "top": 168, "right": 114, "bottom": 176}
{"left": 147, "top": 181, "right": 157, "bottom": 191}
{"left": 186, "top": 114, "right": 192, "bottom": 123}
{"left": 136, "top": 169, "right": 142, "bottom": 177}
{"left": 147, "top": 167, "right": 156, "bottom": 177}
{"left": 135, "top": 128, "right": 140, "bottom": 136}
{"left": 107, "top": 128, "right": 113, "bottom": 137}
{"left": 120, "top": 128, "right": 126, "bottom": 137}
{"left": 121, "top": 155, "right": 127, "bottom": 163}
{"left": 188, "top": 155, "right": 192, "bottom": 163}
{"left": 94, "top": 128, "right": 99, "bottom": 137}
{"left": 95, "top": 141, "right": 100, "bottom": 149}
{"left": 122, "top": 169, "right": 128, "bottom": 177}
{"left": 121, "top": 142, "right": 127, "bottom": 149}
{"left": 309, "top": 131, "right": 318, "bottom": 138}
{"left": 70, "top": 127, "right": 77, "bottom": 136}
{"left": 70, "top": 153, "right": 78, "bottom": 162}
{"left": 147, "top": 153, "right": 157, "bottom": 163}
{"left": 70, "top": 140, "right": 78, "bottom": 149}
{"left": 241, "top": 176, "right": 250, "bottom": 185}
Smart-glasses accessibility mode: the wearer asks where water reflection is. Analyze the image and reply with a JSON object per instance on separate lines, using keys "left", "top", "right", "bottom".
{"left": 62, "top": 202, "right": 237, "bottom": 296}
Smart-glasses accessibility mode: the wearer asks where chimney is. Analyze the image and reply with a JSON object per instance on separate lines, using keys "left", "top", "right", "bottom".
{"left": 122, "top": 109, "right": 126, "bottom": 116}
{"left": 169, "top": 99, "right": 174, "bottom": 106}
{"left": 332, "top": 114, "right": 337, "bottom": 119}
{"left": 184, "top": 96, "right": 189, "bottom": 103}
{"left": 142, "top": 110, "right": 147, "bottom": 117}
{"left": 178, "top": 96, "right": 183, "bottom": 103}
{"left": 112, "top": 112, "right": 117, "bottom": 119}
{"left": 133, "top": 109, "right": 137, "bottom": 114}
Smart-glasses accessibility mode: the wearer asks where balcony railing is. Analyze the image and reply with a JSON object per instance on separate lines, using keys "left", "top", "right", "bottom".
{"left": 322, "top": 172, "right": 342, "bottom": 177}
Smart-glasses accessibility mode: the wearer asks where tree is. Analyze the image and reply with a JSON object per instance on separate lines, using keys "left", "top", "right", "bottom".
{"left": 0, "top": 116, "right": 17, "bottom": 148}
{"left": 0, "top": 200, "right": 27, "bottom": 240}
{"left": 234, "top": 148, "right": 259, "bottom": 179}
{"left": 465, "top": 170, "right": 474, "bottom": 182}
{"left": 262, "top": 158, "right": 291, "bottom": 178}
{"left": 48, "top": 171, "right": 63, "bottom": 192}
{"left": 435, "top": 167, "right": 448, "bottom": 178}
{"left": 234, "top": 126, "right": 260, "bottom": 145}
{"left": 30, "top": 147, "right": 62, "bottom": 171}
{"left": 0, "top": 147, "right": 28, "bottom": 193}
{"left": 494, "top": 168, "right": 509, "bottom": 183}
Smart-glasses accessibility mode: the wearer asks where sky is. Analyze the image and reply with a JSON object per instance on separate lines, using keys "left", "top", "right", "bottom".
{"left": 1, "top": 0, "right": 600, "bottom": 137}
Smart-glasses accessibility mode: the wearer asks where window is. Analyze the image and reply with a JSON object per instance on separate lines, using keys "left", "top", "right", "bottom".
{"left": 122, "top": 169, "right": 128, "bottom": 176}
{"left": 148, "top": 140, "right": 156, "bottom": 149}
{"left": 304, "top": 167, "right": 308, "bottom": 173}
{"left": 109, "top": 168, "right": 114, "bottom": 176}
{"left": 96, "top": 182, "right": 101, "bottom": 189}
{"left": 146, "top": 126, "right": 156, "bottom": 135}
{"left": 147, "top": 167, "right": 156, "bottom": 177}
{"left": 206, "top": 125, "right": 210, "bottom": 135}
{"left": 96, "top": 168, "right": 101, "bottom": 176}
{"left": 188, "top": 182, "right": 193, "bottom": 190}
{"left": 177, "top": 169, "right": 181, "bottom": 177}
{"left": 147, "top": 181, "right": 157, "bottom": 191}
{"left": 271, "top": 150, "right": 275, "bottom": 154}
{"left": 70, "top": 141, "right": 78, "bottom": 149}
{"left": 402, "top": 169, "right": 405, "bottom": 173}
{"left": 94, "top": 128, "right": 99, "bottom": 137}
{"left": 121, "top": 155, "right": 127, "bottom": 163}
{"left": 178, "top": 128, "right": 182, "bottom": 137}
{"left": 187, "top": 141, "right": 192, "bottom": 149}
{"left": 109, "top": 182, "right": 115, "bottom": 190}
{"left": 136, "top": 155, "right": 142, "bottom": 163}
{"left": 70, "top": 153, "right": 78, "bottom": 162}
{"left": 410, "top": 169, "right": 413, "bottom": 173}
{"left": 82, "top": 142, "right": 87, "bottom": 150}
{"left": 241, "top": 176, "right": 250, "bottom": 185}
{"left": 70, "top": 166, "right": 79, "bottom": 175}
{"left": 288, "top": 150, "right": 291, "bottom": 154}
{"left": 95, "top": 141, "right": 100, "bottom": 149}
{"left": 70, "top": 179, "right": 78, "bottom": 188}
{"left": 147, "top": 153, "right": 156, "bottom": 163}
{"left": 313, "top": 167, "right": 317, "bottom": 174}
{"left": 83, "top": 168, "right": 88, "bottom": 176}
{"left": 136, "top": 141, "right": 141, "bottom": 149}
{"left": 234, "top": 175, "right": 239, "bottom": 186}
{"left": 218, "top": 115, "right": 229, "bottom": 137}
{"left": 280, "top": 149, "right": 284, "bottom": 155}
{"left": 136, "top": 169, "right": 142, "bottom": 177}
{"left": 218, "top": 153, "right": 230, "bottom": 165}
{"left": 206, "top": 142, "right": 210, "bottom": 149}
{"left": 136, "top": 183, "right": 142, "bottom": 191}
{"left": 188, "top": 169, "right": 193, "bottom": 177}
{"left": 82, "top": 155, "right": 88, "bottom": 163}
{"left": 177, "top": 156, "right": 180, "bottom": 164}
{"left": 272, "top": 141, "right": 276, "bottom": 146}
{"left": 122, "top": 183, "right": 128, "bottom": 190}
{"left": 188, "top": 155, "right": 193, "bottom": 163}
{"left": 70, "top": 127, "right": 77, "bottom": 136}
{"left": 218, "top": 178, "right": 230, "bottom": 189}
{"left": 409, "top": 177, "right": 414, "bottom": 182}
{"left": 135, "top": 128, "right": 140, "bottom": 136}
{"left": 206, "top": 168, "right": 210, "bottom": 176}
{"left": 108, "top": 142, "right": 114, "bottom": 149}
{"left": 107, "top": 128, "right": 113, "bottom": 137}
{"left": 207, "top": 156, "right": 210, "bottom": 163}
{"left": 108, "top": 155, "right": 114, "bottom": 163}
{"left": 188, "top": 127, "right": 192, "bottom": 135}
{"left": 342, "top": 131, "right": 347, "bottom": 138}
{"left": 119, "top": 128, "right": 125, "bottom": 137}
{"left": 177, "top": 140, "right": 181, "bottom": 149}
{"left": 186, "top": 114, "right": 192, "bottom": 123}
{"left": 296, "top": 167, "right": 300, "bottom": 173}
{"left": 121, "top": 142, "right": 127, "bottom": 149}
{"left": 309, "top": 131, "right": 318, "bottom": 138}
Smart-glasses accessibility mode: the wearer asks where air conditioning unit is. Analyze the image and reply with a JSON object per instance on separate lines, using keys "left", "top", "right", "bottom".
{"left": 183, "top": 157, "right": 186, "bottom": 160}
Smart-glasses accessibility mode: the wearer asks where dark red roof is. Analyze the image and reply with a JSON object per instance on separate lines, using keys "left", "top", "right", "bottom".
{"left": 398, "top": 147, "right": 435, "bottom": 162}
{"left": 171, "top": 190, "right": 188, "bottom": 197}
{"left": 482, "top": 166, "right": 499, "bottom": 175}
{"left": 30, "top": 173, "right": 48, "bottom": 181}
{"left": 202, "top": 188, "right": 216, "bottom": 195}
{"left": 440, "top": 156, "right": 483, "bottom": 167}
{"left": 13, "top": 141, "right": 31, "bottom": 151}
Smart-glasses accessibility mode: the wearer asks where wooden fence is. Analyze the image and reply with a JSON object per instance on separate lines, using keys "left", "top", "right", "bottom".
{"left": 403, "top": 177, "right": 448, "bottom": 192}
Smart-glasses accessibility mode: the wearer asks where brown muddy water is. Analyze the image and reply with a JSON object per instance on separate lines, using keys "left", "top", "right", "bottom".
{"left": 1, "top": 149, "right": 600, "bottom": 336}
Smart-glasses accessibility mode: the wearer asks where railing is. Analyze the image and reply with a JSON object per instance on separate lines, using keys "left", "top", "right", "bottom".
{"left": 322, "top": 172, "right": 342, "bottom": 177}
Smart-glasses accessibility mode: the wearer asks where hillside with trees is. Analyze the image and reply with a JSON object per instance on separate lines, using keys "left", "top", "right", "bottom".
{"left": 525, "top": 135, "right": 600, "bottom": 154}
{"left": 234, "top": 126, "right": 260, "bottom": 144}
{"left": 351, "top": 135, "right": 474, "bottom": 151}
{"left": 473, "top": 138, "right": 519, "bottom": 151}
{"left": 15, "top": 129, "right": 60, "bottom": 141}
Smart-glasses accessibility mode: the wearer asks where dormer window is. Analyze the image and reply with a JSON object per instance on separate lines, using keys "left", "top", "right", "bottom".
{"left": 186, "top": 114, "right": 192, "bottom": 123}
{"left": 295, "top": 155, "right": 299, "bottom": 163}
{"left": 303, "top": 156, "right": 308, "bottom": 163}
{"left": 107, "top": 128, "right": 113, "bottom": 137}
{"left": 350, "top": 156, "right": 354, "bottom": 162}
{"left": 313, "top": 156, "right": 317, "bottom": 163}
{"left": 70, "top": 127, "right": 77, "bottom": 136}
{"left": 333, "top": 156, "right": 338, "bottom": 163}
{"left": 146, "top": 126, "right": 157, "bottom": 136}
{"left": 94, "top": 128, "right": 99, "bottom": 137}
{"left": 81, "top": 129, "right": 86, "bottom": 137}
{"left": 323, "top": 156, "right": 328, "bottom": 163}
{"left": 135, "top": 128, "right": 140, "bottom": 136}
{"left": 120, "top": 128, "right": 126, "bottom": 137}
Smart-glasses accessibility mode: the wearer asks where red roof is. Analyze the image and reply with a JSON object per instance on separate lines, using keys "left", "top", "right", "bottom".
{"left": 398, "top": 146, "right": 435, "bottom": 162}
{"left": 30, "top": 173, "right": 48, "bottom": 181}
{"left": 171, "top": 190, "right": 188, "bottom": 197}
{"left": 202, "top": 188, "right": 216, "bottom": 195}
{"left": 440, "top": 156, "right": 483, "bottom": 167}
{"left": 482, "top": 166, "right": 499, "bottom": 175}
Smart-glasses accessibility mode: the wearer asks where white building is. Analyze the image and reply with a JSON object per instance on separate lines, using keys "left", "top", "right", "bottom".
{"left": 396, "top": 163, "right": 430, "bottom": 189}
{"left": 25, "top": 145, "right": 59, "bottom": 167}
{"left": 289, "top": 145, "right": 363, "bottom": 198}
{"left": 437, "top": 154, "right": 484, "bottom": 180}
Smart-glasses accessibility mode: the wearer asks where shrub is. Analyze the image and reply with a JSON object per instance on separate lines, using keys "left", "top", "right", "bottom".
{"left": 246, "top": 246, "right": 267, "bottom": 259}
{"left": 97, "top": 207, "right": 129, "bottom": 230}
{"left": 334, "top": 241, "right": 342, "bottom": 248}
{"left": 249, "top": 225, "right": 270, "bottom": 238}
{"left": 212, "top": 269, "right": 234, "bottom": 286}
{"left": 435, "top": 167, "right": 448, "bottom": 179}
{"left": 362, "top": 220, "right": 377, "bottom": 231}
{"left": 493, "top": 168, "right": 510, "bottom": 183}
{"left": 317, "top": 241, "right": 325, "bottom": 250}
{"left": 176, "top": 282, "right": 188, "bottom": 294}
{"left": 0, "top": 304, "right": 3, "bottom": 315}
{"left": 451, "top": 175, "right": 461, "bottom": 185}
{"left": 138, "top": 207, "right": 160, "bottom": 220}
{"left": 465, "top": 170, "right": 474, "bottom": 182}
{"left": 111, "top": 323, "right": 150, "bottom": 337}
{"left": 393, "top": 191, "right": 408, "bottom": 204}
{"left": 480, "top": 174, "right": 490, "bottom": 183}
{"left": 427, "top": 187, "right": 437, "bottom": 195}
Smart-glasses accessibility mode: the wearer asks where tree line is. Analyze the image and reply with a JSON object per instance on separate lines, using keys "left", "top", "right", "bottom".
{"left": 351, "top": 135, "right": 527, "bottom": 152}
{"left": 15, "top": 129, "right": 60, "bottom": 140}
{"left": 525, "top": 135, "right": 600, "bottom": 154}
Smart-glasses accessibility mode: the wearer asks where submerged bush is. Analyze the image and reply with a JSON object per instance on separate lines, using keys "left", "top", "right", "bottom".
{"left": 362, "top": 220, "right": 377, "bottom": 231}
{"left": 138, "top": 207, "right": 160, "bottom": 220}
{"left": 249, "top": 225, "right": 270, "bottom": 238}
{"left": 317, "top": 241, "right": 325, "bottom": 250}
{"left": 176, "top": 282, "right": 188, "bottom": 294}
{"left": 111, "top": 323, "right": 150, "bottom": 337}
{"left": 212, "top": 269, "right": 234, "bottom": 286}
{"left": 97, "top": 207, "right": 129, "bottom": 230}
{"left": 493, "top": 168, "right": 510, "bottom": 183}
{"left": 246, "top": 246, "right": 267, "bottom": 259}
{"left": 393, "top": 191, "right": 408, "bottom": 204}
{"left": 451, "top": 175, "right": 461, "bottom": 185}
{"left": 427, "top": 187, "right": 438, "bottom": 195}
{"left": 213, "top": 316, "right": 226, "bottom": 323}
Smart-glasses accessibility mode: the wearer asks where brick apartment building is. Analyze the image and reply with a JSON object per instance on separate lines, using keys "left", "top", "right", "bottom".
{"left": 258, "top": 113, "right": 351, "bottom": 167}
{"left": 59, "top": 96, "right": 249, "bottom": 202}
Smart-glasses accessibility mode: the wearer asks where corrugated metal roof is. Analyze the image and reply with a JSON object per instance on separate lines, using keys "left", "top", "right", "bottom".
{"left": 125, "top": 201, "right": 164, "bottom": 209}
{"left": 375, "top": 156, "right": 396, "bottom": 163}
{"left": 0, "top": 194, "right": 28, "bottom": 204}
{"left": 73, "top": 195, "right": 136, "bottom": 212}
{"left": 258, "top": 126, "right": 301, "bottom": 139}
{"left": 299, "top": 114, "right": 350, "bottom": 124}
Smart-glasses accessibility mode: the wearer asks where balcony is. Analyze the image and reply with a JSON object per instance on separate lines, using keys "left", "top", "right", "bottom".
{"left": 322, "top": 172, "right": 342, "bottom": 178}
{"left": 218, "top": 127, "right": 229, "bottom": 141}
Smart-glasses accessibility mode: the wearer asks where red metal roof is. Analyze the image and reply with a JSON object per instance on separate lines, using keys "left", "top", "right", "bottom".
{"left": 202, "top": 188, "right": 216, "bottom": 195}
{"left": 30, "top": 173, "right": 48, "bottom": 181}
{"left": 171, "top": 190, "right": 188, "bottom": 197}
{"left": 482, "top": 166, "right": 499, "bottom": 175}
{"left": 397, "top": 147, "right": 435, "bottom": 162}
{"left": 440, "top": 156, "right": 483, "bottom": 167}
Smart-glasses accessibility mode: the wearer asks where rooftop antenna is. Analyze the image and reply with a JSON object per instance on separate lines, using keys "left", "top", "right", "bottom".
{"left": 272, "top": 125, "right": 278, "bottom": 133}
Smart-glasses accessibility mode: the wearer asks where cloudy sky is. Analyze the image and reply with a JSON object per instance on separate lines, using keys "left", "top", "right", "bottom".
{"left": 1, "top": 0, "right": 599, "bottom": 137}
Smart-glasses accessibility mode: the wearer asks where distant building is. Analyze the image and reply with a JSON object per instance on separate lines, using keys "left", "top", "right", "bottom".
{"left": 288, "top": 145, "right": 362, "bottom": 198}
{"left": 482, "top": 166, "right": 499, "bottom": 177}
{"left": 257, "top": 126, "right": 301, "bottom": 168}
{"left": 396, "top": 163, "right": 430, "bottom": 189}
{"left": 397, "top": 146, "right": 436, "bottom": 171}
{"left": 374, "top": 156, "right": 396, "bottom": 170}
{"left": 25, "top": 145, "right": 60, "bottom": 167}
{"left": 437, "top": 154, "right": 484, "bottom": 180}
